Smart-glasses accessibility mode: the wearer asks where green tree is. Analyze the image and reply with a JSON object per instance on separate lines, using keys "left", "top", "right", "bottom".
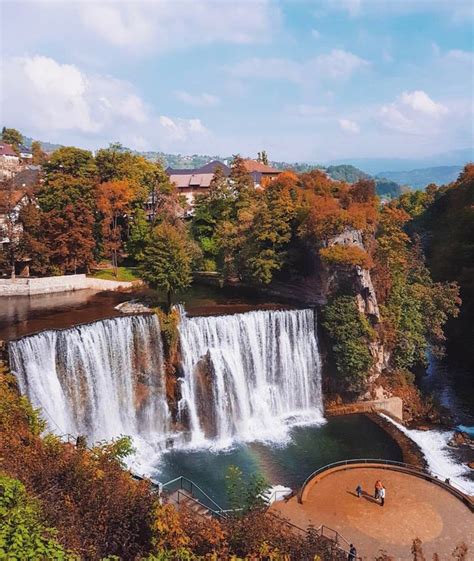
{"left": 1, "top": 127, "right": 23, "bottom": 150}
{"left": 257, "top": 150, "right": 269, "bottom": 165}
{"left": 192, "top": 167, "right": 234, "bottom": 271}
{"left": 127, "top": 208, "right": 151, "bottom": 262}
{"left": 323, "top": 296, "right": 374, "bottom": 393}
{"left": 44, "top": 146, "right": 97, "bottom": 179}
{"left": 0, "top": 475, "right": 73, "bottom": 560}
{"left": 140, "top": 222, "right": 193, "bottom": 309}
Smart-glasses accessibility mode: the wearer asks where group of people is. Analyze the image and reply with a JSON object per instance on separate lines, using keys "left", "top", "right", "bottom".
{"left": 355, "top": 479, "right": 386, "bottom": 506}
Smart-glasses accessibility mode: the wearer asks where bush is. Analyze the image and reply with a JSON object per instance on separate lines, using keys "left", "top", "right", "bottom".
{"left": 0, "top": 475, "right": 74, "bottom": 560}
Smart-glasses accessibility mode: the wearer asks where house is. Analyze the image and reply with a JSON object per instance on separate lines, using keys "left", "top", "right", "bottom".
{"left": 242, "top": 159, "right": 281, "bottom": 187}
{"left": 167, "top": 160, "right": 231, "bottom": 206}
{"left": 0, "top": 142, "right": 21, "bottom": 180}
{"left": 0, "top": 188, "right": 30, "bottom": 248}
{"left": 144, "top": 160, "right": 230, "bottom": 219}
{"left": 19, "top": 145, "right": 33, "bottom": 160}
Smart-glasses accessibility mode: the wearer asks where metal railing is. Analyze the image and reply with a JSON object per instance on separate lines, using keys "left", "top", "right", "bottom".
{"left": 297, "top": 458, "right": 474, "bottom": 509}
{"left": 161, "top": 475, "right": 226, "bottom": 516}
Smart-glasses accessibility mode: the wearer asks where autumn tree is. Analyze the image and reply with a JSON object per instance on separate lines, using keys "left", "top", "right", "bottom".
{"left": 31, "top": 141, "right": 47, "bottom": 165}
{"left": 230, "top": 154, "right": 254, "bottom": 192}
{"left": 39, "top": 147, "right": 97, "bottom": 273}
{"left": 1, "top": 127, "right": 23, "bottom": 152}
{"left": 96, "top": 180, "right": 134, "bottom": 276}
{"left": 140, "top": 222, "right": 194, "bottom": 309}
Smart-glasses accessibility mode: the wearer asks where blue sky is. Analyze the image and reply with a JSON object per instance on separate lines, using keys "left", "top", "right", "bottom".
{"left": 1, "top": 0, "right": 473, "bottom": 162}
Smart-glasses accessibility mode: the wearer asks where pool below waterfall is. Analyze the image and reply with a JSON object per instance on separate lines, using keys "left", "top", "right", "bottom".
{"left": 152, "top": 415, "right": 403, "bottom": 508}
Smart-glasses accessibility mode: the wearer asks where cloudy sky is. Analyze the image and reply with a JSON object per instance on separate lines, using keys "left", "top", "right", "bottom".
{"left": 1, "top": 0, "right": 473, "bottom": 161}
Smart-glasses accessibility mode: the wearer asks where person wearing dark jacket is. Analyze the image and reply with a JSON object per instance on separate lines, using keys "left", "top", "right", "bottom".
{"left": 348, "top": 544, "right": 357, "bottom": 560}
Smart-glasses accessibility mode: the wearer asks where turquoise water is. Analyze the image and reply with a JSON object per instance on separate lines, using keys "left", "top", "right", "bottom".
{"left": 154, "top": 415, "right": 403, "bottom": 508}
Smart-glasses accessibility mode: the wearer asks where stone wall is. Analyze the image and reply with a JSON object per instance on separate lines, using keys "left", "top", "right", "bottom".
{"left": 325, "top": 396, "right": 404, "bottom": 422}
{"left": 0, "top": 274, "right": 137, "bottom": 296}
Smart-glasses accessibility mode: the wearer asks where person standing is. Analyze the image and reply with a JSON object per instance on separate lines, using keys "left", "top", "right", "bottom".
{"left": 348, "top": 544, "right": 357, "bottom": 560}
{"left": 380, "top": 486, "right": 386, "bottom": 506}
{"left": 356, "top": 484, "right": 362, "bottom": 498}
{"left": 374, "top": 479, "right": 382, "bottom": 500}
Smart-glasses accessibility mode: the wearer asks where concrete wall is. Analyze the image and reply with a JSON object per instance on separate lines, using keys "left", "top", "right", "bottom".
{"left": 0, "top": 274, "right": 136, "bottom": 296}
{"left": 326, "top": 396, "right": 403, "bottom": 422}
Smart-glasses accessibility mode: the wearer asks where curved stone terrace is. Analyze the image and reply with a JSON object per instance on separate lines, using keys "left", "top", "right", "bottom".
{"left": 270, "top": 460, "right": 474, "bottom": 560}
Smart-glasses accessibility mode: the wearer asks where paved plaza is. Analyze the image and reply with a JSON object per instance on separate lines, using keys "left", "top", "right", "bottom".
{"left": 271, "top": 465, "right": 474, "bottom": 560}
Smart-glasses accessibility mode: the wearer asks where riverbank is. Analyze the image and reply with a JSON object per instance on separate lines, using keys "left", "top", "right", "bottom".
{"left": 0, "top": 274, "right": 139, "bottom": 296}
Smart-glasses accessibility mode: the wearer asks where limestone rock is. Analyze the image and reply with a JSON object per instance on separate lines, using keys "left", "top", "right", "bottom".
{"left": 115, "top": 300, "right": 152, "bottom": 314}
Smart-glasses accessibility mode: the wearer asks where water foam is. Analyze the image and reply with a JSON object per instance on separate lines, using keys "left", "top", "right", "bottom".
{"left": 381, "top": 414, "right": 474, "bottom": 494}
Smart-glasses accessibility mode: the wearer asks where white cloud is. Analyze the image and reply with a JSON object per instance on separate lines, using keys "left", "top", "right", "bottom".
{"left": 176, "top": 91, "right": 220, "bottom": 107}
{"left": 1, "top": 55, "right": 208, "bottom": 151}
{"left": 78, "top": 0, "right": 279, "bottom": 53}
{"left": 379, "top": 90, "right": 449, "bottom": 135}
{"left": 338, "top": 118, "right": 360, "bottom": 133}
{"left": 400, "top": 90, "right": 448, "bottom": 116}
{"left": 230, "top": 49, "right": 369, "bottom": 84}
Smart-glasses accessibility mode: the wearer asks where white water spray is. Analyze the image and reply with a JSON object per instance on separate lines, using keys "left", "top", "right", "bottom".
{"left": 178, "top": 307, "right": 324, "bottom": 447}
{"left": 9, "top": 315, "right": 171, "bottom": 448}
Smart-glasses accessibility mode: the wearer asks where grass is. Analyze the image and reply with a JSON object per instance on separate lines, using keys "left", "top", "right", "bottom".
{"left": 89, "top": 266, "right": 141, "bottom": 282}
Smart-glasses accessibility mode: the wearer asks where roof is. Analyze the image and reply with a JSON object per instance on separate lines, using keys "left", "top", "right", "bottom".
{"left": 11, "top": 168, "right": 41, "bottom": 189}
{"left": 0, "top": 142, "right": 18, "bottom": 157}
{"left": 242, "top": 159, "right": 280, "bottom": 174}
{"left": 0, "top": 189, "right": 29, "bottom": 212}
{"left": 169, "top": 172, "right": 214, "bottom": 189}
{"left": 167, "top": 160, "right": 230, "bottom": 177}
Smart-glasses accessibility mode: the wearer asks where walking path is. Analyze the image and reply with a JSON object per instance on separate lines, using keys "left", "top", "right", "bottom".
{"left": 270, "top": 464, "right": 473, "bottom": 560}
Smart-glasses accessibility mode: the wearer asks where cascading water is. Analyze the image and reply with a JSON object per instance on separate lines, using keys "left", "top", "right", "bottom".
{"left": 178, "top": 307, "right": 324, "bottom": 447}
{"left": 9, "top": 314, "right": 171, "bottom": 447}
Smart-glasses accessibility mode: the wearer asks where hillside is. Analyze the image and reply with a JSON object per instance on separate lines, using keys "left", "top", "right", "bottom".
{"left": 376, "top": 166, "right": 463, "bottom": 190}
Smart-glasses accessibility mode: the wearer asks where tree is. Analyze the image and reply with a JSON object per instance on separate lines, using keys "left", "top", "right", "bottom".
{"left": 257, "top": 150, "right": 269, "bottom": 165}
{"left": 192, "top": 167, "right": 234, "bottom": 271}
{"left": 31, "top": 141, "right": 47, "bottom": 165}
{"left": 1, "top": 127, "right": 23, "bottom": 150}
{"left": 140, "top": 222, "right": 193, "bottom": 309}
{"left": 96, "top": 180, "right": 134, "bottom": 276}
{"left": 43, "top": 146, "right": 96, "bottom": 179}
{"left": 230, "top": 154, "right": 254, "bottom": 192}
{"left": 127, "top": 208, "right": 151, "bottom": 262}
{"left": 322, "top": 296, "right": 375, "bottom": 393}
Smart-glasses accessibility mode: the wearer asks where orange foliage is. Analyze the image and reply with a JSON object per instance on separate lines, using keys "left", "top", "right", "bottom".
{"left": 320, "top": 244, "right": 373, "bottom": 269}
{"left": 0, "top": 372, "right": 156, "bottom": 559}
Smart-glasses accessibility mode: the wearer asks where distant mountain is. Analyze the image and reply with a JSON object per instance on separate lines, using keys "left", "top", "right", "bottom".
{"left": 376, "top": 166, "right": 463, "bottom": 190}
{"left": 326, "top": 148, "right": 473, "bottom": 175}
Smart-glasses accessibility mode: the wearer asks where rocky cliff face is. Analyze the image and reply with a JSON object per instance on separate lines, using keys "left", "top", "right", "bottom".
{"left": 324, "top": 227, "right": 388, "bottom": 384}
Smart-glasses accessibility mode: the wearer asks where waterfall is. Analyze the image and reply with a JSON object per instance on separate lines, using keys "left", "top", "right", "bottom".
{"left": 8, "top": 315, "right": 171, "bottom": 447}
{"left": 178, "top": 307, "right": 324, "bottom": 447}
